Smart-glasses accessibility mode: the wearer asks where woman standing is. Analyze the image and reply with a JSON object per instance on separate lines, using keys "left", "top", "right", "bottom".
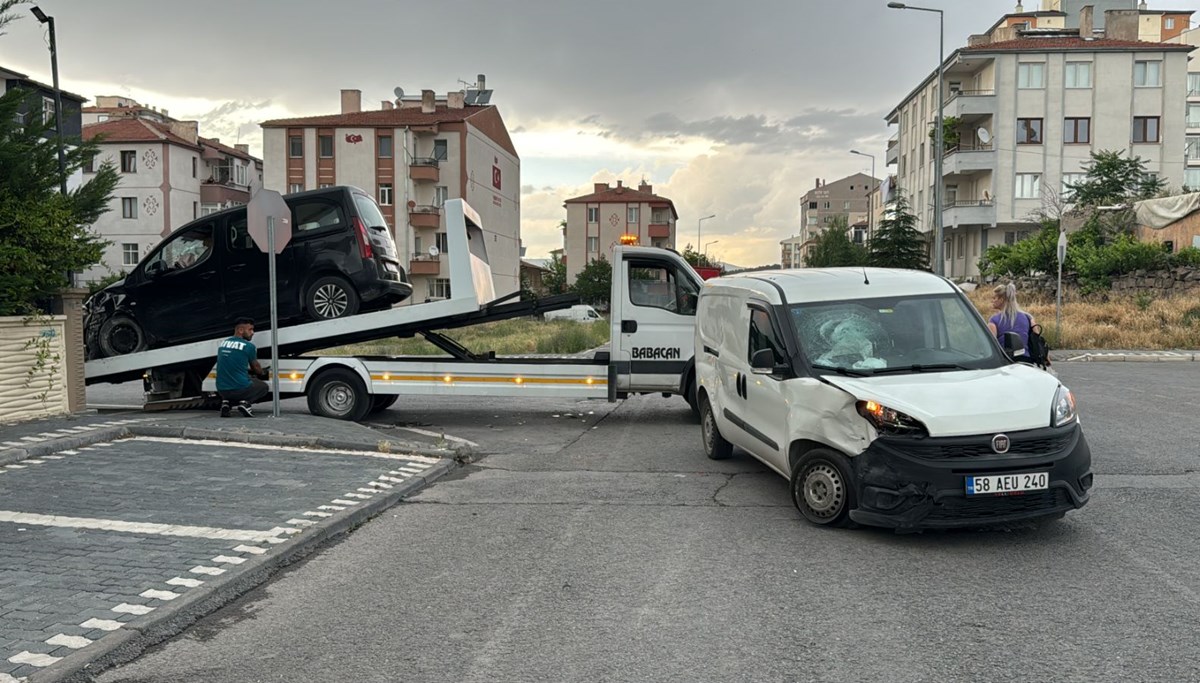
{"left": 987, "top": 283, "right": 1034, "bottom": 356}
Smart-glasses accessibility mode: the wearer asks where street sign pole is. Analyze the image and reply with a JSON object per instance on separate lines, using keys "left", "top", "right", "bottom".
{"left": 1057, "top": 229, "right": 1067, "bottom": 346}
{"left": 268, "top": 215, "right": 281, "bottom": 419}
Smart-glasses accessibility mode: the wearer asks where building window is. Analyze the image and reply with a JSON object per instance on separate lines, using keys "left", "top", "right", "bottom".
{"left": 1063, "top": 118, "right": 1090, "bottom": 144}
{"left": 193, "top": 201, "right": 198, "bottom": 219}
{"left": 200, "top": 203, "right": 220, "bottom": 216}
{"left": 587, "top": 207, "right": 598, "bottom": 223}
{"left": 82, "top": 154, "right": 95, "bottom": 174}
{"left": 289, "top": 136, "right": 303, "bottom": 158}
{"left": 806, "top": 215, "right": 818, "bottom": 226}
{"left": 1166, "top": 17, "right": 1177, "bottom": 29}
{"left": 319, "top": 183, "right": 333, "bottom": 189}
{"left": 121, "top": 243, "right": 139, "bottom": 266}
{"left": 42, "top": 97, "right": 55, "bottom": 126}
{"left": 1133, "top": 116, "right": 1161, "bottom": 143}
{"left": 1134, "top": 61, "right": 1162, "bottom": 87}
{"left": 1186, "top": 168, "right": 1200, "bottom": 190}
{"left": 379, "top": 183, "right": 393, "bottom": 205}
{"left": 192, "top": 157, "right": 197, "bottom": 178}
{"left": 120, "top": 150, "right": 137, "bottom": 173}
{"left": 121, "top": 197, "right": 137, "bottom": 218}
{"left": 235, "top": 163, "right": 246, "bottom": 186}
{"left": 427, "top": 278, "right": 451, "bottom": 300}
{"left": 843, "top": 200, "right": 851, "bottom": 210}
{"left": 434, "top": 186, "right": 449, "bottom": 207}
{"left": 288, "top": 183, "right": 303, "bottom": 194}
{"left": 1189, "top": 73, "right": 1200, "bottom": 97}
{"left": 958, "top": 235, "right": 965, "bottom": 259}
{"left": 1188, "top": 104, "right": 1200, "bottom": 129}
{"left": 1015, "top": 173, "right": 1041, "bottom": 199}
{"left": 1061, "top": 173, "right": 1086, "bottom": 199}
{"left": 433, "top": 139, "right": 448, "bottom": 161}
{"left": 1017, "top": 118, "right": 1043, "bottom": 144}
{"left": 379, "top": 135, "right": 393, "bottom": 158}
{"left": 587, "top": 236, "right": 599, "bottom": 253}
{"left": 318, "top": 135, "right": 333, "bottom": 158}
{"left": 1065, "top": 62, "right": 1092, "bottom": 89}
{"left": 808, "top": 201, "right": 817, "bottom": 209}
{"left": 1017, "top": 63, "right": 1045, "bottom": 89}
{"left": 627, "top": 206, "right": 639, "bottom": 223}
{"left": 1188, "top": 136, "right": 1200, "bottom": 162}
{"left": 435, "top": 232, "right": 449, "bottom": 254}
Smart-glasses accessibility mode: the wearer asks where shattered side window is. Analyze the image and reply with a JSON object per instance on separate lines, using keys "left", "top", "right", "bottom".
{"left": 794, "top": 304, "right": 890, "bottom": 370}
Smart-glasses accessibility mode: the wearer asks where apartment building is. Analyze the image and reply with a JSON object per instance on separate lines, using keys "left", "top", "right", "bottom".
{"left": 886, "top": 7, "right": 1192, "bottom": 280}
{"left": 985, "top": 2, "right": 1191, "bottom": 40}
{"left": 561, "top": 181, "right": 678, "bottom": 281}
{"left": 1169, "top": 27, "right": 1200, "bottom": 189}
{"left": 780, "top": 234, "right": 804, "bottom": 269}
{"left": 796, "top": 173, "right": 875, "bottom": 264}
{"left": 2, "top": 65, "right": 87, "bottom": 191}
{"left": 260, "top": 84, "right": 520, "bottom": 301}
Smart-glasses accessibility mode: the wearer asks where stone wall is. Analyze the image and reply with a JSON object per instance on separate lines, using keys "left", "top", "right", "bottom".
{"left": 995, "top": 267, "right": 1200, "bottom": 299}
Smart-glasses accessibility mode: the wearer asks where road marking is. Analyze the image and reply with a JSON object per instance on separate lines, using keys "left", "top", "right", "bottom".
{"left": 36, "top": 432, "right": 60, "bottom": 438}
{"left": 7, "top": 651, "right": 60, "bottom": 667}
{"left": 59, "top": 450, "right": 78, "bottom": 454}
{"left": 20, "top": 437, "right": 41, "bottom": 442}
{"left": 22, "top": 459, "right": 44, "bottom": 464}
{"left": 330, "top": 499, "right": 358, "bottom": 506}
{"left": 1, "top": 441, "right": 23, "bottom": 447}
{"left": 0, "top": 673, "right": 22, "bottom": 683}
{"left": 0, "top": 511, "right": 289, "bottom": 542}
{"left": 128, "top": 436, "right": 442, "bottom": 463}
{"left": 355, "top": 488, "right": 378, "bottom": 495}
{"left": 189, "top": 566, "right": 225, "bottom": 576}
{"left": 367, "top": 481, "right": 393, "bottom": 489}
{"left": 212, "top": 555, "right": 246, "bottom": 565}
{"left": 112, "top": 603, "right": 155, "bottom": 615}
{"left": 45, "top": 634, "right": 91, "bottom": 649}
{"left": 263, "top": 537, "right": 288, "bottom": 544}
{"left": 140, "top": 589, "right": 181, "bottom": 601}
{"left": 80, "top": 618, "right": 123, "bottom": 632}
{"left": 302, "top": 510, "right": 332, "bottom": 518}
{"left": 234, "top": 544, "right": 267, "bottom": 555}
{"left": 379, "top": 476, "right": 406, "bottom": 484}
{"left": 317, "top": 505, "right": 345, "bottom": 511}
{"left": 393, "top": 426, "right": 479, "bottom": 448}
{"left": 286, "top": 518, "right": 316, "bottom": 527}
{"left": 166, "top": 577, "right": 204, "bottom": 588}
{"left": 345, "top": 492, "right": 372, "bottom": 499}
{"left": 42, "top": 455, "right": 65, "bottom": 460}
{"left": 5, "top": 465, "right": 26, "bottom": 470}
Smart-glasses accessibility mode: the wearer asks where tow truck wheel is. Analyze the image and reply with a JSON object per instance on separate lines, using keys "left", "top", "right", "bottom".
{"left": 700, "top": 393, "right": 732, "bottom": 460}
{"left": 98, "top": 315, "right": 146, "bottom": 357}
{"left": 791, "top": 449, "right": 857, "bottom": 528}
{"left": 305, "top": 276, "right": 360, "bottom": 320}
{"left": 307, "top": 368, "right": 370, "bottom": 421}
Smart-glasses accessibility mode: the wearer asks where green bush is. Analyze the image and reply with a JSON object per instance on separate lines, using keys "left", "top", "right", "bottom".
{"left": 1171, "top": 247, "right": 1200, "bottom": 268}
{"left": 1069, "top": 234, "right": 1169, "bottom": 292}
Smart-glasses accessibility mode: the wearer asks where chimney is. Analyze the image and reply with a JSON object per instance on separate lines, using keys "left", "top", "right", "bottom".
{"left": 162, "top": 109, "right": 169, "bottom": 118}
{"left": 399, "top": 97, "right": 421, "bottom": 109}
{"left": 421, "top": 89, "right": 436, "bottom": 114}
{"left": 167, "top": 121, "right": 199, "bottom": 145}
{"left": 1079, "top": 5, "right": 1094, "bottom": 37}
{"left": 209, "top": 138, "right": 220, "bottom": 145}
{"left": 235, "top": 143, "right": 250, "bottom": 154}
{"left": 340, "top": 89, "right": 362, "bottom": 114}
{"left": 1138, "top": 0, "right": 1147, "bottom": 9}
{"left": 448, "top": 91, "right": 465, "bottom": 109}
{"left": 1015, "top": 2, "right": 1023, "bottom": 12}
{"left": 477, "top": 74, "right": 486, "bottom": 91}
{"left": 381, "top": 100, "right": 393, "bottom": 110}
{"left": 1103, "top": 9, "right": 1140, "bottom": 40}
{"left": 593, "top": 182, "right": 609, "bottom": 193}
{"left": 615, "top": 180, "right": 624, "bottom": 193}
{"left": 638, "top": 181, "right": 652, "bottom": 194}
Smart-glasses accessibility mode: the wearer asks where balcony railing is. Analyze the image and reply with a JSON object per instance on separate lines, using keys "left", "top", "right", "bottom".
{"left": 943, "top": 142, "right": 993, "bottom": 157}
{"left": 943, "top": 89, "right": 996, "bottom": 104}
{"left": 411, "top": 157, "right": 439, "bottom": 167}
{"left": 410, "top": 205, "right": 441, "bottom": 214}
{"left": 943, "top": 199, "right": 995, "bottom": 211}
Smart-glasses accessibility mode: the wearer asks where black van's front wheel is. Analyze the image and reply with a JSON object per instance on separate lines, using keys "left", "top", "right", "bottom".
{"left": 306, "top": 276, "right": 360, "bottom": 320}
{"left": 98, "top": 315, "right": 147, "bottom": 357}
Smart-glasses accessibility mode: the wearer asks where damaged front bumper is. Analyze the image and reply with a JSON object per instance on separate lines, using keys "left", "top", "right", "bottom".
{"left": 847, "top": 422, "right": 1092, "bottom": 530}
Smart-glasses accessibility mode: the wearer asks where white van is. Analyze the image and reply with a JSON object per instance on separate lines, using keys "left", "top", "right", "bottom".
{"left": 544, "top": 304, "right": 603, "bottom": 323}
{"left": 694, "top": 267, "right": 1092, "bottom": 531}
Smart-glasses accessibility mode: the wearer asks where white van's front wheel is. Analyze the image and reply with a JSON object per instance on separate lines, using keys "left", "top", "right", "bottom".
{"left": 791, "top": 450, "right": 857, "bottom": 527}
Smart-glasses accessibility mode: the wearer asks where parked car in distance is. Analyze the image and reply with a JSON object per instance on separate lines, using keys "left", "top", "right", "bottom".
{"left": 85, "top": 186, "right": 412, "bottom": 359}
{"left": 695, "top": 267, "right": 1092, "bottom": 531}
{"left": 544, "top": 304, "right": 603, "bottom": 323}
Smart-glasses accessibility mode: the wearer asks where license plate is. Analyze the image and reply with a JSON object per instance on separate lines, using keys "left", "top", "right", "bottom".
{"left": 384, "top": 262, "right": 399, "bottom": 273}
{"left": 965, "top": 472, "right": 1048, "bottom": 496}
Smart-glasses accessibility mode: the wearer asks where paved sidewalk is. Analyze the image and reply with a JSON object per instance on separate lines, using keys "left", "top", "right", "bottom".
{"left": 0, "top": 412, "right": 461, "bottom": 683}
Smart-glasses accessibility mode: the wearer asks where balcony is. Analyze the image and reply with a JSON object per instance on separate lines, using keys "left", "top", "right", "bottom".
{"left": 943, "top": 143, "right": 995, "bottom": 176}
{"left": 409, "top": 205, "right": 441, "bottom": 229}
{"left": 942, "top": 90, "right": 996, "bottom": 121}
{"left": 410, "top": 157, "right": 440, "bottom": 183}
{"left": 942, "top": 199, "right": 996, "bottom": 227}
{"left": 648, "top": 223, "right": 671, "bottom": 239}
{"left": 409, "top": 253, "right": 442, "bottom": 276}
{"left": 886, "top": 134, "right": 899, "bottom": 165}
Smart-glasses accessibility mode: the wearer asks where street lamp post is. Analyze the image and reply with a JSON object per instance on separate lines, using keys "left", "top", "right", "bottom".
{"left": 888, "top": 1, "right": 944, "bottom": 276}
{"left": 697, "top": 214, "right": 716, "bottom": 251}
{"left": 704, "top": 240, "right": 719, "bottom": 257}
{"left": 850, "top": 149, "right": 877, "bottom": 242}
{"left": 31, "top": 6, "right": 67, "bottom": 195}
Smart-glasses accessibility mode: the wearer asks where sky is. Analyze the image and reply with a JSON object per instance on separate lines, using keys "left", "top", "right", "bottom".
{"left": 2, "top": 0, "right": 1197, "bottom": 266}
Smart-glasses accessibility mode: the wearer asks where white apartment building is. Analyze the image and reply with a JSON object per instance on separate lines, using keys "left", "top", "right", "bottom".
{"left": 1169, "top": 27, "right": 1200, "bottom": 189}
{"left": 886, "top": 8, "right": 1192, "bottom": 280}
{"left": 780, "top": 234, "right": 804, "bottom": 269}
{"left": 561, "top": 181, "right": 678, "bottom": 281}
{"left": 260, "top": 84, "right": 521, "bottom": 301}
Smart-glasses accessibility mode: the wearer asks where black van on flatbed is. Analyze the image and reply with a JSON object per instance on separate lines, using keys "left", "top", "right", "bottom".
{"left": 85, "top": 186, "right": 412, "bottom": 359}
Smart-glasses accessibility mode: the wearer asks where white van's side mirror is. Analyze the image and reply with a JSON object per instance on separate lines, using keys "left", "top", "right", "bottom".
{"left": 751, "top": 348, "right": 776, "bottom": 374}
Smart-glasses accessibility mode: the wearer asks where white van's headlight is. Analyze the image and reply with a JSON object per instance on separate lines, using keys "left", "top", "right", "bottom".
{"left": 1052, "top": 386, "right": 1077, "bottom": 426}
{"left": 856, "top": 400, "right": 928, "bottom": 436}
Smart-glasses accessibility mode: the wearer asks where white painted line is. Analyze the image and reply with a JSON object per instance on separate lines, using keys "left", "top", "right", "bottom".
{"left": 379, "top": 476, "right": 406, "bottom": 484}
{"left": 50, "top": 430, "right": 77, "bottom": 436}
{"left": 36, "top": 432, "right": 60, "bottom": 438}
{"left": 302, "top": 510, "right": 333, "bottom": 518}
{"left": 355, "top": 488, "right": 378, "bottom": 495}
{"left": 286, "top": 519, "right": 316, "bottom": 527}
{"left": 76, "top": 425, "right": 97, "bottom": 430}
{"left": 22, "top": 459, "right": 45, "bottom": 464}
{"left": 395, "top": 426, "right": 479, "bottom": 448}
{"left": 42, "top": 455, "right": 65, "bottom": 460}
{"left": 189, "top": 566, "right": 225, "bottom": 576}
{"left": 59, "top": 449, "right": 79, "bottom": 454}
{"left": 0, "top": 511, "right": 289, "bottom": 542}
{"left": 212, "top": 555, "right": 246, "bottom": 565}
{"left": 128, "top": 436, "right": 442, "bottom": 463}
{"left": 166, "top": 577, "right": 204, "bottom": 588}
{"left": 80, "top": 618, "right": 123, "bottom": 632}
{"left": 345, "top": 492, "right": 372, "bottom": 499}
{"left": 20, "top": 436, "right": 42, "bottom": 442}
{"left": 263, "top": 537, "right": 287, "bottom": 544}
{"left": 46, "top": 634, "right": 92, "bottom": 649}
{"left": 367, "top": 481, "right": 393, "bottom": 489}
{"left": 0, "top": 672, "right": 24, "bottom": 682}
{"left": 5, "top": 465, "right": 26, "bottom": 469}
{"left": 395, "top": 467, "right": 425, "bottom": 474}
{"left": 1, "top": 441, "right": 22, "bottom": 447}
{"left": 317, "top": 505, "right": 345, "bottom": 511}
{"left": 92, "top": 442, "right": 114, "bottom": 447}
{"left": 330, "top": 499, "right": 358, "bottom": 506}
{"left": 7, "top": 651, "right": 61, "bottom": 667}
{"left": 140, "top": 589, "right": 181, "bottom": 601}
{"left": 112, "top": 603, "right": 155, "bottom": 615}
{"left": 234, "top": 544, "right": 267, "bottom": 555}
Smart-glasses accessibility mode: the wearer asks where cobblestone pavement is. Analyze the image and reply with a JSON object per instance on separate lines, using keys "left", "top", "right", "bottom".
{"left": 0, "top": 435, "right": 444, "bottom": 681}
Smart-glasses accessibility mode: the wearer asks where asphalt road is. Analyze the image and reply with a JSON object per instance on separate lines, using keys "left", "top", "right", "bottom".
{"left": 98, "top": 363, "right": 1200, "bottom": 683}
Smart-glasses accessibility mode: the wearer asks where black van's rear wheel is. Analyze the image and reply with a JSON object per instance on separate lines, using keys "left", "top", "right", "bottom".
{"left": 98, "top": 315, "right": 146, "bottom": 357}
{"left": 307, "top": 368, "right": 370, "bottom": 421}
{"left": 306, "top": 276, "right": 360, "bottom": 320}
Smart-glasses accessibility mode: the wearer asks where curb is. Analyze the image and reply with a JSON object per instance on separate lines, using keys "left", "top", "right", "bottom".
{"left": 0, "top": 428, "right": 128, "bottom": 467}
{"left": 1062, "top": 352, "right": 1200, "bottom": 362}
{"left": 24, "top": 456, "right": 456, "bottom": 683}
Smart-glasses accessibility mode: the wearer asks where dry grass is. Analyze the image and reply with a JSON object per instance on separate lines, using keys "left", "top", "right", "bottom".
{"left": 967, "top": 287, "right": 1200, "bottom": 350}
{"left": 318, "top": 317, "right": 612, "bottom": 357}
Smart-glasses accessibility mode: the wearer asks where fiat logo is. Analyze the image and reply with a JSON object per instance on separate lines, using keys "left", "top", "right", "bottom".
{"left": 992, "top": 434, "right": 1011, "bottom": 454}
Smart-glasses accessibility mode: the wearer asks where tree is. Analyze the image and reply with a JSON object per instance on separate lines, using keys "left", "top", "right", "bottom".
{"left": 0, "top": 0, "right": 23, "bottom": 36}
{"left": 1065, "top": 150, "right": 1165, "bottom": 210}
{"left": 804, "top": 215, "right": 868, "bottom": 268}
{"left": 0, "top": 82, "right": 120, "bottom": 314}
{"left": 869, "top": 195, "right": 928, "bottom": 270}
{"left": 929, "top": 115, "right": 962, "bottom": 151}
{"left": 572, "top": 255, "right": 611, "bottom": 309}
{"left": 542, "top": 252, "right": 569, "bottom": 295}
{"left": 680, "top": 243, "right": 717, "bottom": 269}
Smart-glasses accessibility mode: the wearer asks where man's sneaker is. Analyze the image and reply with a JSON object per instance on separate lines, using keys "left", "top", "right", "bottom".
{"left": 235, "top": 402, "right": 254, "bottom": 418}
{"left": 219, "top": 401, "right": 232, "bottom": 418}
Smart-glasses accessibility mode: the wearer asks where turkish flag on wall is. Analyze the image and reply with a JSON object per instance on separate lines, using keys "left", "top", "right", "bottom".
{"left": 492, "top": 166, "right": 502, "bottom": 190}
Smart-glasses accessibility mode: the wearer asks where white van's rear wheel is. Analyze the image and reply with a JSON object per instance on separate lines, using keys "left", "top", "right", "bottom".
{"left": 791, "top": 449, "right": 857, "bottom": 527}
{"left": 700, "top": 394, "right": 732, "bottom": 460}
{"left": 307, "top": 368, "right": 370, "bottom": 421}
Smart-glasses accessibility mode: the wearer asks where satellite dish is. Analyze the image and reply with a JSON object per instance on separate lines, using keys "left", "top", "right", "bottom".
{"left": 977, "top": 127, "right": 992, "bottom": 145}
{"left": 428, "top": 245, "right": 440, "bottom": 257}
{"left": 393, "top": 86, "right": 405, "bottom": 99}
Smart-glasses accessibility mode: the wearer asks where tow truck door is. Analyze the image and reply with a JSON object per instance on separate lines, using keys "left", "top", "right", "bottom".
{"left": 610, "top": 247, "right": 700, "bottom": 395}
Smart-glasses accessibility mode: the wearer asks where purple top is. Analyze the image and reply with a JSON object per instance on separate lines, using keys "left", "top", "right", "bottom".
{"left": 990, "top": 311, "right": 1031, "bottom": 354}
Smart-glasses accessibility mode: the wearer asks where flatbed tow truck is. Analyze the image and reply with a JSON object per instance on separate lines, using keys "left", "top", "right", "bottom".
{"left": 84, "top": 199, "right": 703, "bottom": 421}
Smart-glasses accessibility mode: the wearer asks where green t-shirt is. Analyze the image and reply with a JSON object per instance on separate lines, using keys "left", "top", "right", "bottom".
{"left": 216, "top": 336, "right": 256, "bottom": 391}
